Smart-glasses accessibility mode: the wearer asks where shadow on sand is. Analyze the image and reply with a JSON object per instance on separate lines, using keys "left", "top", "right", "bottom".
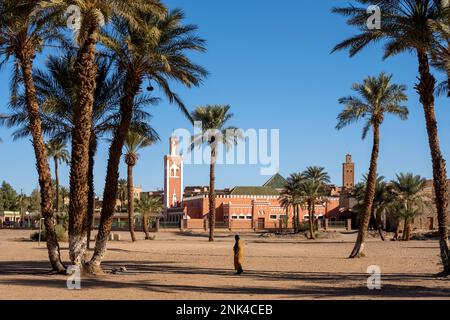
{"left": 0, "top": 259, "right": 448, "bottom": 299}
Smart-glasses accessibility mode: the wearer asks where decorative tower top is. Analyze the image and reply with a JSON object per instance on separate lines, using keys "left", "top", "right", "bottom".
{"left": 170, "top": 136, "right": 179, "bottom": 156}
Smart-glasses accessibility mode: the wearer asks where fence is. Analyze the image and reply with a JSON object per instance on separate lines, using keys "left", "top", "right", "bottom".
{"left": 327, "top": 220, "right": 348, "bottom": 230}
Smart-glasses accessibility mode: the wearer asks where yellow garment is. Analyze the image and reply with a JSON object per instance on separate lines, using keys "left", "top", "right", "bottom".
{"left": 234, "top": 240, "right": 244, "bottom": 271}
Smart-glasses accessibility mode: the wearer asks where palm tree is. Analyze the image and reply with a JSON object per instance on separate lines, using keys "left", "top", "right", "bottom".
{"left": 0, "top": 0, "right": 65, "bottom": 273}
{"left": 124, "top": 130, "right": 159, "bottom": 242}
{"left": 336, "top": 73, "right": 409, "bottom": 258}
{"left": 391, "top": 173, "right": 431, "bottom": 241}
{"left": 191, "top": 105, "right": 242, "bottom": 242}
{"left": 37, "top": 0, "right": 167, "bottom": 267}
{"left": 60, "top": 186, "right": 69, "bottom": 212}
{"left": 1, "top": 48, "right": 157, "bottom": 249}
{"left": 46, "top": 139, "right": 70, "bottom": 214}
{"left": 117, "top": 179, "right": 128, "bottom": 212}
{"left": 332, "top": 0, "right": 450, "bottom": 271}
{"left": 137, "top": 195, "right": 163, "bottom": 240}
{"left": 353, "top": 175, "right": 391, "bottom": 241}
{"left": 89, "top": 9, "right": 207, "bottom": 273}
{"left": 429, "top": 3, "right": 450, "bottom": 97}
{"left": 302, "top": 166, "right": 331, "bottom": 238}
{"left": 279, "top": 173, "right": 304, "bottom": 233}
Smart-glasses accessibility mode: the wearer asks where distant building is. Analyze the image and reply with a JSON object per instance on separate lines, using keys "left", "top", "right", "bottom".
{"left": 161, "top": 138, "right": 353, "bottom": 229}
{"left": 342, "top": 154, "right": 355, "bottom": 191}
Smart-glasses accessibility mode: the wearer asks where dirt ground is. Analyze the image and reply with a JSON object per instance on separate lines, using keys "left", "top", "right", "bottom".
{"left": 0, "top": 229, "right": 449, "bottom": 300}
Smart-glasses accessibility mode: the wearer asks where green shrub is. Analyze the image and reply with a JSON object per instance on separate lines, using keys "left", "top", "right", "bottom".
{"left": 30, "top": 224, "right": 68, "bottom": 242}
{"left": 298, "top": 222, "right": 310, "bottom": 232}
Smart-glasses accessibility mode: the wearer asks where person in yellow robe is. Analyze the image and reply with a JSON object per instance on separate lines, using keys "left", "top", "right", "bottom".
{"left": 233, "top": 235, "right": 244, "bottom": 275}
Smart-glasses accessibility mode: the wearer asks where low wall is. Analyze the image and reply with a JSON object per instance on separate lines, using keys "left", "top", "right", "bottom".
{"left": 185, "top": 219, "right": 205, "bottom": 230}
{"left": 229, "top": 220, "right": 252, "bottom": 230}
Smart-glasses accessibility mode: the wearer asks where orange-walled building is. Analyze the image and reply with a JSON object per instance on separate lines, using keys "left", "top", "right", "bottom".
{"left": 162, "top": 137, "right": 353, "bottom": 230}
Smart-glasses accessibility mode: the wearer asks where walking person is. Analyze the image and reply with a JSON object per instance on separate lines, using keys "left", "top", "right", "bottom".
{"left": 233, "top": 235, "right": 244, "bottom": 275}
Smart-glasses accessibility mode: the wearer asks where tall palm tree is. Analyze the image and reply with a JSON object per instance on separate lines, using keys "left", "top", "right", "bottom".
{"left": 279, "top": 173, "right": 304, "bottom": 233}
{"left": 0, "top": 0, "right": 65, "bottom": 272}
{"left": 124, "top": 130, "right": 159, "bottom": 242}
{"left": 1, "top": 48, "right": 157, "bottom": 249}
{"left": 137, "top": 195, "right": 163, "bottom": 240}
{"left": 191, "top": 105, "right": 242, "bottom": 242}
{"left": 89, "top": 9, "right": 207, "bottom": 273}
{"left": 302, "top": 167, "right": 331, "bottom": 239}
{"left": 333, "top": 0, "right": 450, "bottom": 271}
{"left": 336, "top": 73, "right": 409, "bottom": 258}
{"left": 46, "top": 139, "right": 70, "bottom": 214}
{"left": 391, "top": 173, "right": 431, "bottom": 240}
{"left": 38, "top": 0, "right": 167, "bottom": 267}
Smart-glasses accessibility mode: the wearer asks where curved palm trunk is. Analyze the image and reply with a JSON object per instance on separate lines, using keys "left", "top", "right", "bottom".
{"left": 209, "top": 147, "right": 217, "bottom": 242}
{"left": 19, "top": 52, "right": 65, "bottom": 273}
{"left": 89, "top": 73, "right": 143, "bottom": 273}
{"left": 69, "top": 26, "right": 99, "bottom": 267}
{"left": 349, "top": 123, "right": 380, "bottom": 258}
{"left": 86, "top": 135, "right": 97, "bottom": 250}
{"left": 54, "top": 157, "right": 59, "bottom": 214}
{"left": 127, "top": 164, "right": 136, "bottom": 242}
{"left": 416, "top": 51, "right": 450, "bottom": 273}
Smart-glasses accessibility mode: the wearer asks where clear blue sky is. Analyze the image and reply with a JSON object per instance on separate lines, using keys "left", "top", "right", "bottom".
{"left": 1, "top": 0, "right": 449, "bottom": 195}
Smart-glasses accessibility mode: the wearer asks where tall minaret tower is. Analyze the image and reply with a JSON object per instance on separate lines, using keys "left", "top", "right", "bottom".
{"left": 164, "top": 136, "right": 184, "bottom": 213}
{"left": 342, "top": 154, "right": 355, "bottom": 190}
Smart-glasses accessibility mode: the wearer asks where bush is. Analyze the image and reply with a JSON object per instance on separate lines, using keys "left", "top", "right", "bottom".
{"left": 298, "top": 222, "right": 310, "bottom": 232}
{"left": 30, "top": 224, "right": 68, "bottom": 242}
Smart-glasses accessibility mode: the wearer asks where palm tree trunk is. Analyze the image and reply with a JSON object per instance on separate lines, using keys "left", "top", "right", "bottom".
{"left": 293, "top": 205, "right": 297, "bottom": 233}
{"left": 69, "top": 26, "right": 99, "bottom": 267}
{"left": 308, "top": 202, "right": 315, "bottom": 240}
{"left": 127, "top": 164, "right": 136, "bottom": 242}
{"left": 143, "top": 213, "right": 150, "bottom": 240}
{"left": 88, "top": 73, "right": 142, "bottom": 273}
{"left": 209, "top": 147, "right": 217, "bottom": 242}
{"left": 54, "top": 157, "right": 59, "bottom": 214}
{"left": 403, "top": 218, "right": 410, "bottom": 241}
{"left": 376, "top": 209, "right": 385, "bottom": 241}
{"left": 86, "top": 135, "right": 97, "bottom": 250}
{"left": 19, "top": 52, "right": 65, "bottom": 273}
{"left": 296, "top": 205, "right": 301, "bottom": 233}
{"left": 416, "top": 51, "right": 450, "bottom": 273}
{"left": 349, "top": 123, "right": 380, "bottom": 258}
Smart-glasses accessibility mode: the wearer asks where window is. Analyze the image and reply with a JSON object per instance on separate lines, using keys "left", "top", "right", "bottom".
{"left": 231, "top": 215, "right": 238, "bottom": 220}
{"left": 170, "top": 164, "right": 179, "bottom": 178}
{"left": 270, "top": 214, "right": 277, "bottom": 220}
{"left": 246, "top": 215, "right": 252, "bottom": 220}
{"left": 239, "top": 215, "right": 246, "bottom": 220}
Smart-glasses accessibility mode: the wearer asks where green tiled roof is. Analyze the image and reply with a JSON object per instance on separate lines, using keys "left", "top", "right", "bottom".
{"left": 263, "top": 173, "right": 287, "bottom": 189}
{"left": 230, "top": 186, "right": 280, "bottom": 196}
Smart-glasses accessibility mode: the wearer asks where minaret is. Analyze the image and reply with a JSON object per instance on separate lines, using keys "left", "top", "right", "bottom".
{"left": 164, "top": 137, "right": 184, "bottom": 214}
{"left": 342, "top": 154, "right": 355, "bottom": 190}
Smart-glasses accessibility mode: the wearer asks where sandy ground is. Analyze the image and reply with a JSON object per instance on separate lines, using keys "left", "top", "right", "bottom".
{"left": 0, "top": 229, "right": 449, "bottom": 300}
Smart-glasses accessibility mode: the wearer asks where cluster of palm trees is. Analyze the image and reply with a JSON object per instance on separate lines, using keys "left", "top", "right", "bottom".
{"left": 280, "top": 167, "right": 330, "bottom": 240}
{"left": 0, "top": 0, "right": 207, "bottom": 274}
{"left": 352, "top": 173, "right": 431, "bottom": 242}
{"left": 332, "top": 0, "right": 449, "bottom": 273}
